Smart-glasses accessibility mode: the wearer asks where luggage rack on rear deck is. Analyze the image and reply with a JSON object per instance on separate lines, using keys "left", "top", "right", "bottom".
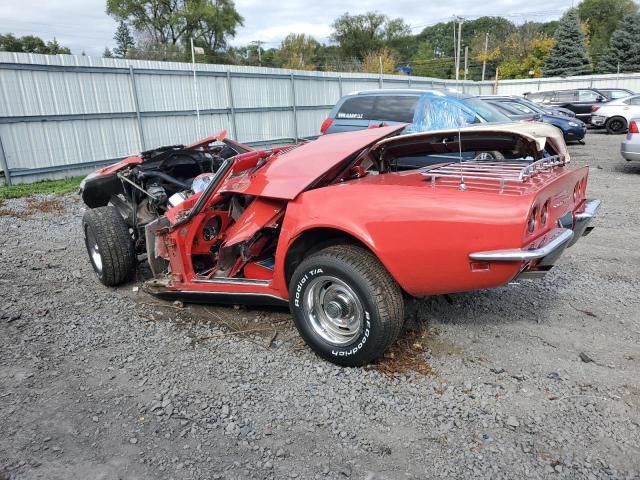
{"left": 420, "top": 155, "right": 566, "bottom": 190}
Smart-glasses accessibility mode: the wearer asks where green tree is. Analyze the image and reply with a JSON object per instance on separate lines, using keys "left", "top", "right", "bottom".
{"left": 113, "top": 21, "right": 135, "bottom": 58}
{"left": 331, "top": 12, "right": 410, "bottom": 60}
{"left": 107, "top": 0, "right": 192, "bottom": 45}
{"left": 543, "top": 9, "right": 592, "bottom": 77}
{"left": 277, "top": 33, "right": 319, "bottom": 70}
{"left": 103, "top": 47, "right": 114, "bottom": 58}
{"left": 410, "top": 41, "right": 454, "bottom": 78}
{"left": 0, "top": 33, "right": 70, "bottom": 54}
{"left": 194, "top": 0, "right": 243, "bottom": 54}
{"left": 577, "top": 0, "right": 637, "bottom": 63}
{"left": 598, "top": 13, "right": 640, "bottom": 73}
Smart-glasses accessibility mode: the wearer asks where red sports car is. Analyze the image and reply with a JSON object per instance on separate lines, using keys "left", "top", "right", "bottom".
{"left": 80, "top": 123, "right": 600, "bottom": 366}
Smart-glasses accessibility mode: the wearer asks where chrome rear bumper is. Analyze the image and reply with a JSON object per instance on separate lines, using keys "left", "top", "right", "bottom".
{"left": 469, "top": 228, "right": 574, "bottom": 262}
{"left": 469, "top": 199, "right": 600, "bottom": 278}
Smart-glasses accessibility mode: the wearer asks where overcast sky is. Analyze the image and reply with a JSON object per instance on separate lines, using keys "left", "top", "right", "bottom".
{"left": 0, "top": 0, "right": 576, "bottom": 57}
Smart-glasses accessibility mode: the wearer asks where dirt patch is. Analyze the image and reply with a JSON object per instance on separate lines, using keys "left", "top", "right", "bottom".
{"left": 372, "top": 326, "right": 433, "bottom": 376}
{"left": 25, "top": 197, "right": 65, "bottom": 214}
{"left": 0, "top": 197, "right": 65, "bottom": 218}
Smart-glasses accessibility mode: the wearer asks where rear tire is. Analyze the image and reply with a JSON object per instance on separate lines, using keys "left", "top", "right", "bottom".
{"left": 606, "top": 116, "right": 627, "bottom": 134}
{"left": 474, "top": 151, "right": 504, "bottom": 161}
{"left": 289, "top": 244, "right": 404, "bottom": 367}
{"left": 82, "top": 206, "right": 136, "bottom": 286}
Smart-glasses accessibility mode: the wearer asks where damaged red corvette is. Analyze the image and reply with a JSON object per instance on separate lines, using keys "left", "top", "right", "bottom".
{"left": 80, "top": 123, "right": 600, "bottom": 366}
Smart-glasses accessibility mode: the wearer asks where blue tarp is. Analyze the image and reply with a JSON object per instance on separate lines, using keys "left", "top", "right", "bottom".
{"left": 406, "top": 92, "right": 479, "bottom": 132}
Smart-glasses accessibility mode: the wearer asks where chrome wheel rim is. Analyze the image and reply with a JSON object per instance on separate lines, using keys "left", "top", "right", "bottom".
{"left": 303, "top": 275, "right": 364, "bottom": 346}
{"left": 475, "top": 152, "right": 495, "bottom": 161}
{"left": 85, "top": 227, "right": 102, "bottom": 273}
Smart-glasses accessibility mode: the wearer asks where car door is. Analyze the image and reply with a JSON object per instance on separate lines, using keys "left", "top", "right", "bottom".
{"left": 574, "top": 90, "right": 604, "bottom": 119}
{"left": 551, "top": 90, "right": 580, "bottom": 116}
{"left": 620, "top": 95, "right": 640, "bottom": 122}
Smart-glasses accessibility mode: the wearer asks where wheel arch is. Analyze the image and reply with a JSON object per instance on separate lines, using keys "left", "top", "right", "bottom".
{"left": 283, "top": 226, "right": 400, "bottom": 291}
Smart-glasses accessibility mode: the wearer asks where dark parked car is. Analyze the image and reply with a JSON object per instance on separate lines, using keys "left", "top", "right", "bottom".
{"left": 479, "top": 96, "right": 587, "bottom": 144}
{"left": 320, "top": 89, "right": 510, "bottom": 135}
{"left": 484, "top": 95, "right": 575, "bottom": 118}
{"left": 524, "top": 88, "right": 611, "bottom": 122}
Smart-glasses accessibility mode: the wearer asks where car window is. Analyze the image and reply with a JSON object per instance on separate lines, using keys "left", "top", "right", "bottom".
{"left": 335, "top": 95, "right": 419, "bottom": 122}
{"left": 527, "top": 92, "right": 544, "bottom": 101}
{"left": 624, "top": 96, "right": 640, "bottom": 105}
{"left": 371, "top": 96, "right": 420, "bottom": 123}
{"left": 335, "top": 97, "right": 376, "bottom": 120}
{"left": 517, "top": 99, "right": 545, "bottom": 113}
{"left": 461, "top": 97, "right": 511, "bottom": 123}
{"left": 553, "top": 91, "right": 577, "bottom": 102}
{"left": 504, "top": 101, "right": 536, "bottom": 114}
{"left": 603, "top": 89, "right": 632, "bottom": 99}
{"left": 489, "top": 102, "right": 519, "bottom": 115}
{"left": 577, "top": 90, "right": 600, "bottom": 102}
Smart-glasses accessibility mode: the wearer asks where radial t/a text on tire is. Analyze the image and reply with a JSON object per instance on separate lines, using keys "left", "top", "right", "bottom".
{"left": 289, "top": 244, "right": 404, "bottom": 367}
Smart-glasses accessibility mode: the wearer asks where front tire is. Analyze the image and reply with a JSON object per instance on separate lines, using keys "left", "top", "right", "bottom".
{"left": 289, "top": 245, "right": 404, "bottom": 367}
{"left": 606, "top": 116, "right": 627, "bottom": 134}
{"left": 82, "top": 206, "right": 136, "bottom": 286}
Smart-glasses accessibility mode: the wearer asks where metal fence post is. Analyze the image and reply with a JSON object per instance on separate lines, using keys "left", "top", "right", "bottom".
{"left": 129, "top": 66, "right": 145, "bottom": 151}
{"left": 226, "top": 70, "right": 239, "bottom": 141}
{"left": 338, "top": 75, "right": 343, "bottom": 97}
{"left": 290, "top": 73, "right": 299, "bottom": 143}
{"left": 0, "top": 134, "right": 11, "bottom": 186}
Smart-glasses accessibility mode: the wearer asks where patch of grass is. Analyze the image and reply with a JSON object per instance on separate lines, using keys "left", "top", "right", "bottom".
{"left": 0, "top": 176, "right": 82, "bottom": 200}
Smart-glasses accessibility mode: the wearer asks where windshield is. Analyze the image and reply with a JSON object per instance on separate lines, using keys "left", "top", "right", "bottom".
{"left": 461, "top": 97, "right": 511, "bottom": 123}
{"left": 515, "top": 98, "right": 546, "bottom": 114}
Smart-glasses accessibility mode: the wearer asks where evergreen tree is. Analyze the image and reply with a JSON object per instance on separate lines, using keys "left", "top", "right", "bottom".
{"left": 103, "top": 47, "right": 114, "bottom": 58}
{"left": 543, "top": 9, "right": 592, "bottom": 77}
{"left": 598, "top": 14, "right": 640, "bottom": 73}
{"left": 113, "top": 21, "right": 135, "bottom": 58}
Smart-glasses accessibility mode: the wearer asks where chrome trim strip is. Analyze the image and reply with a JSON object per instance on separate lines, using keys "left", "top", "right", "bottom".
{"left": 193, "top": 277, "right": 271, "bottom": 286}
{"left": 469, "top": 228, "right": 574, "bottom": 262}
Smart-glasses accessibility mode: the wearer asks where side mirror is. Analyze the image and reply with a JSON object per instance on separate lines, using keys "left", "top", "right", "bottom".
{"left": 596, "top": 96, "right": 605, "bottom": 102}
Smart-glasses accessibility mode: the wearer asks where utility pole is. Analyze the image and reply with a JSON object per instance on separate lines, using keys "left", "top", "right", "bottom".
{"left": 464, "top": 46, "right": 468, "bottom": 81}
{"left": 481, "top": 32, "right": 489, "bottom": 81}
{"left": 453, "top": 19, "right": 457, "bottom": 75}
{"left": 190, "top": 38, "right": 200, "bottom": 136}
{"left": 251, "top": 40, "right": 264, "bottom": 66}
{"left": 455, "top": 16, "right": 464, "bottom": 82}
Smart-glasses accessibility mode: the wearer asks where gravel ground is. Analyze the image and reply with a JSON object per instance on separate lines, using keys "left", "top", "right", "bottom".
{"left": 1, "top": 131, "right": 639, "bottom": 480}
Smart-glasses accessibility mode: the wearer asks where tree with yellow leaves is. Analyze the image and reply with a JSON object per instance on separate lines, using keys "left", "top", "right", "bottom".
{"left": 361, "top": 48, "right": 396, "bottom": 74}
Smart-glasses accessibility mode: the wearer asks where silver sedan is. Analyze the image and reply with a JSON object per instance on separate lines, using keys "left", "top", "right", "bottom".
{"left": 621, "top": 119, "right": 640, "bottom": 161}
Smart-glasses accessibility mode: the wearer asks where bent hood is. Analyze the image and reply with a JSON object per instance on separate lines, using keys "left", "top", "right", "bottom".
{"left": 221, "top": 124, "right": 405, "bottom": 200}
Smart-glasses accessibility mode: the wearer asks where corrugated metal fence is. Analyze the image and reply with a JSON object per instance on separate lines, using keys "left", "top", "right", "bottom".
{"left": 2, "top": 52, "right": 640, "bottom": 184}
{"left": 0, "top": 52, "right": 487, "bottom": 184}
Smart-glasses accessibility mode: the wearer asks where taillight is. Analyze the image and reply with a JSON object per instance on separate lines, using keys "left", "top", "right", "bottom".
{"left": 528, "top": 206, "right": 538, "bottom": 234}
{"left": 591, "top": 106, "right": 600, "bottom": 112}
{"left": 629, "top": 120, "right": 639, "bottom": 134}
{"left": 540, "top": 200, "right": 549, "bottom": 226}
{"left": 320, "top": 118, "right": 333, "bottom": 134}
